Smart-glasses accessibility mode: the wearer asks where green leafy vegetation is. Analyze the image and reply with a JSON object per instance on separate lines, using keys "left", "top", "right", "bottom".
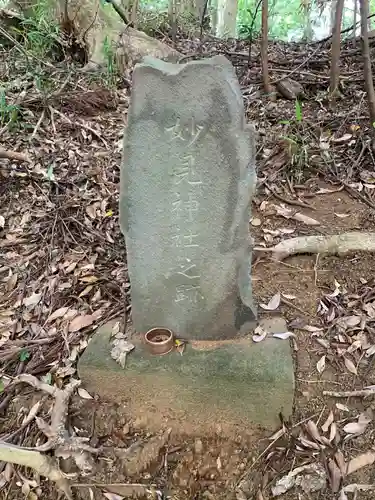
{"left": 279, "top": 100, "right": 310, "bottom": 180}
{"left": 19, "top": 349, "right": 31, "bottom": 362}
{"left": 14, "top": 0, "right": 60, "bottom": 59}
{"left": 139, "top": 0, "right": 375, "bottom": 42}
{"left": 0, "top": 90, "right": 21, "bottom": 130}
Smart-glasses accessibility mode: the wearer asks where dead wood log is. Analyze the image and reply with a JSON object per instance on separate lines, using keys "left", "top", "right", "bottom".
{"left": 0, "top": 147, "right": 30, "bottom": 162}
{"left": 254, "top": 232, "right": 375, "bottom": 261}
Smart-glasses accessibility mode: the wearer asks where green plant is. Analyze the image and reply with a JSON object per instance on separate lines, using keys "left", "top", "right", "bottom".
{"left": 0, "top": 91, "right": 21, "bottom": 130}
{"left": 279, "top": 99, "right": 309, "bottom": 180}
{"left": 19, "top": 349, "right": 31, "bottom": 362}
{"left": 16, "top": 0, "right": 60, "bottom": 60}
{"left": 102, "top": 35, "right": 118, "bottom": 86}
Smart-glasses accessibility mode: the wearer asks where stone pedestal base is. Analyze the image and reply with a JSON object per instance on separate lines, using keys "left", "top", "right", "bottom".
{"left": 78, "top": 317, "right": 294, "bottom": 437}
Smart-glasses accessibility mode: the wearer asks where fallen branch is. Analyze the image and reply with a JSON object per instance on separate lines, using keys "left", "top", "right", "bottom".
{"left": 0, "top": 147, "right": 30, "bottom": 163}
{"left": 254, "top": 232, "right": 375, "bottom": 261}
{"left": 323, "top": 388, "right": 375, "bottom": 398}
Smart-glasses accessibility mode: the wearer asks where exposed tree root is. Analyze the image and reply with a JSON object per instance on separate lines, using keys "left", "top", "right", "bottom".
{"left": 254, "top": 232, "right": 375, "bottom": 261}
{"left": 0, "top": 443, "right": 72, "bottom": 499}
{"left": 0, "top": 375, "right": 84, "bottom": 499}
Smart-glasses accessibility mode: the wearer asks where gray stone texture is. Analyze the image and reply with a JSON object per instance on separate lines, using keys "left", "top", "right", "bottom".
{"left": 120, "top": 55, "right": 257, "bottom": 340}
{"left": 78, "top": 317, "right": 295, "bottom": 436}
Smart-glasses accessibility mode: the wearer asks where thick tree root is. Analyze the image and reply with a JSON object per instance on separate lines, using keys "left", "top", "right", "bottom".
{"left": 255, "top": 232, "right": 375, "bottom": 261}
{"left": 0, "top": 443, "right": 72, "bottom": 498}
{"left": 0, "top": 375, "right": 82, "bottom": 499}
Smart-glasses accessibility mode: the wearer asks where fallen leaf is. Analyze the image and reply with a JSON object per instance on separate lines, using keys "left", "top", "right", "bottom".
{"left": 334, "top": 213, "right": 350, "bottom": 218}
{"left": 328, "top": 458, "right": 342, "bottom": 493}
{"left": 347, "top": 451, "right": 375, "bottom": 475}
{"left": 269, "top": 427, "right": 285, "bottom": 441}
{"left": 0, "top": 215, "right": 4, "bottom": 228}
{"left": 79, "top": 285, "right": 94, "bottom": 298}
{"left": 329, "top": 422, "right": 338, "bottom": 442}
{"left": 343, "top": 484, "right": 375, "bottom": 493}
{"left": 103, "top": 484, "right": 152, "bottom": 498}
{"left": 6, "top": 273, "right": 17, "bottom": 292}
{"left": 78, "top": 388, "right": 93, "bottom": 400}
{"left": 251, "top": 217, "right": 262, "bottom": 226}
{"left": 343, "top": 421, "right": 369, "bottom": 435}
{"left": 338, "top": 315, "right": 362, "bottom": 330}
{"left": 306, "top": 420, "right": 322, "bottom": 442}
{"left": 336, "top": 403, "right": 350, "bottom": 412}
{"left": 46, "top": 307, "right": 69, "bottom": 323}
{"left": 335, "top": 450, "right": 347, "bottom": 476}
{"left": 86, "top": 205, "right": 97, "bottom": 219}
{"left": 64, "top": 261, "right": 77, "bottom": 274}
{"left": 315, "top": 338, "right": 330, "bottom": 349}
{"left": 302, "top": 325, "right": 323, "bottom": 333}
{"left": 68, "top": 314, "right": 95, "bottom": 333}
{"left": 316, "top": 355, "right": 326, "bottom": 374}
{"left": 271, "top": 463, "right": 326, "bottom": 497}
{"left": 252, "top": 326, "right": 268, "bottom": 343}
{"left": 79, "top": 276, "right": 98, "bottom": 283}
{"left": 338, "top": 490, "right": 348, "bottom": 500}
{"left": 365, "top": 345, "right": 375, "bottom": 357}
{"left": 358, "top": 412, "right": 372, "bottom": 424}
{"left": 299, "top": 436, "right": 321, "bottom": 450}
{"left": 273, "top": 332, "right": 295, "bottom": 340}
{"left": 103, "top": 493, "right": 124, "bottom": 500}
{"left": 273, "top": 204, "right": 320, "bottom": 225}
{"left": 344, "top": 357, "right": 358, "bottom": 376}
{"left": 22, "top": 292, "right": 42, "bottom": 308}
{"left": 321, "top": 411, "right": 334, "bottom": 433}
{"left": 260, "top": 292, "right": 281, "bottom": 311}
{"left": 332, "top": 133, "right": 352, "bottom": 143}
{"left": 111, "top": 339, "right": 135, "bottom": 368}
{"left": 328, "top": 280, "right": 341, "bottom": 298}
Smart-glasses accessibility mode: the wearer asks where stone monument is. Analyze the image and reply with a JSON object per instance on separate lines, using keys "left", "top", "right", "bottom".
{"left": 78, "top": 55, "right": 294, "bottom": 436}
{"left": 120, "top": 54, "right": 257, "bottom": 339}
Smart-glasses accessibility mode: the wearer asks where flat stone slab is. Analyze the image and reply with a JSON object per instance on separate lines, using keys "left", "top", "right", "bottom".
{"left": 78, "top": 317, "right": 294, "bottom": 437}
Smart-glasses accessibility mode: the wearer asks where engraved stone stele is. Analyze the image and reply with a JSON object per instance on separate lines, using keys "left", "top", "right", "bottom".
{"left": 78, "top": 56, "right": 295, "bottom": 436}
{"left": 120, "top": 54, "right": 257, "bottom": 340}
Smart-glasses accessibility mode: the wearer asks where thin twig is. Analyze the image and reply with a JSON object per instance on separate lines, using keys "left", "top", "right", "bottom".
{"left": 30, "top": 110, "right": 45, "bottom": 140}
{"left": 265, "top": 182, "right": 315, "bottom": 210}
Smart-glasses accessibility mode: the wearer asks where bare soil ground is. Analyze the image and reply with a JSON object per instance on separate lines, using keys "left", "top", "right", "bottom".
{"left": 1, "top": 34, "right": 375, "bottom": 500}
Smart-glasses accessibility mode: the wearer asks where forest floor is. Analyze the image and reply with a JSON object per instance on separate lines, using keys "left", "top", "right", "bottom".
{"left": 1, "top": 31, "right": 375, "bottom": 500}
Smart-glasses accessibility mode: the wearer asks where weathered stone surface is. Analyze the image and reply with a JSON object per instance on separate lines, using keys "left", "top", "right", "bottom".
{"left": 120, "top": 55, "right": 257, "bottom": 340}
{"left": 276, "top": 78, "right": 304, "bottom": 100}
{"left": 78, "top": 316, "right": 295, "bottom": 436}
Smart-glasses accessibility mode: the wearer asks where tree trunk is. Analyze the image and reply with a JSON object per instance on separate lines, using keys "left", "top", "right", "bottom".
{"left": 210, "top": 0, "right": 218, "bottom": 33}
{"left": 360, "top": 0, "right": 375, "bottom": 150}
{"left": 216, "top": 0, "right": 238, "bottom": 38}
{"left": 353, "top": 0, "right": 357, "bottom": 38}
{"left": 7, "top": 0, "right": 181, "bottom": 70}
{"left": 168, "top": 0, "right": 178, "bottom": 45}
{"left": 329, "top": 0, "right": 345, "bottom": 97}
{"left": 302, "top": 0, "right": 313, "bottom": 42}
{"left": 261, "top": 0, "right": 271, "bottom": 94}
{"left": 331, "top": 0, "right": 338, "bottom": 34}
{"left": 130, "top": 0, "right": 139, "bottom": 27}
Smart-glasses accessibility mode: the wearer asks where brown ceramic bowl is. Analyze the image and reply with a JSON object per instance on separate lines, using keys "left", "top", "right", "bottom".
{"left": 144, "top": 327, "right": 174, "bottom": 355}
